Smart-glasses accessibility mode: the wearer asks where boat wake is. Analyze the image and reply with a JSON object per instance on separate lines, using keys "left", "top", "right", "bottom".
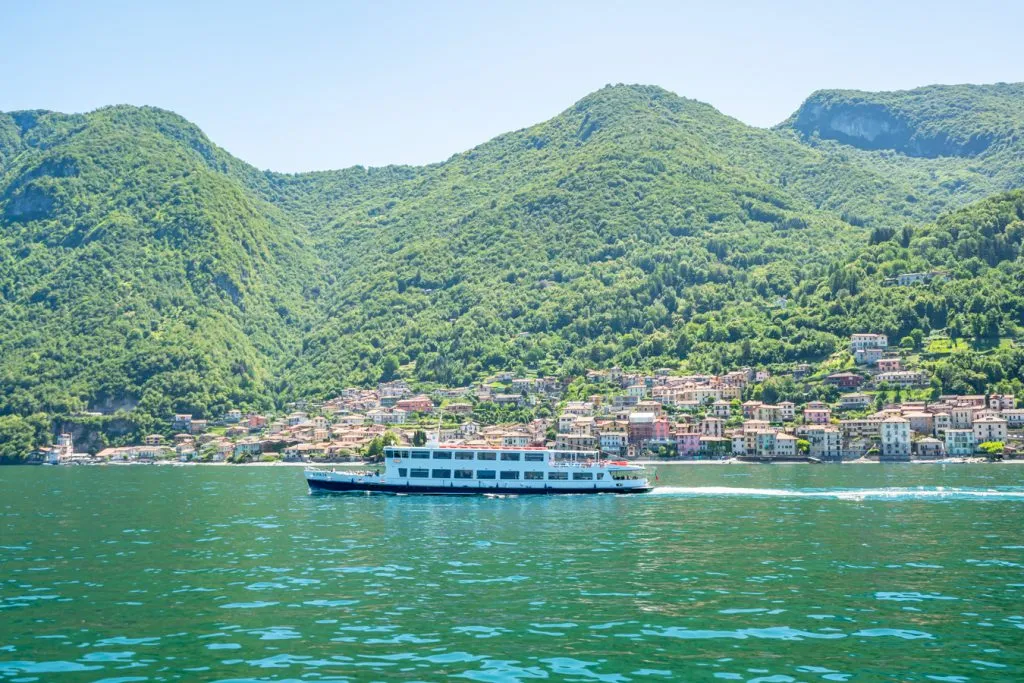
{"left": 648, "top": 486, "right": 1024, "bottom": 501}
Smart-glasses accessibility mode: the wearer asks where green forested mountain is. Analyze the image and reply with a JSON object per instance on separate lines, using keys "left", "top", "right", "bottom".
{"left": 0, "top": 106, "right": 319, "bottom": 427}
{"left": 782, "top": 83, "right": 1024, "bottom": 157}
{"left": 1, "top": 82, "right": 1023, "bottom": 433}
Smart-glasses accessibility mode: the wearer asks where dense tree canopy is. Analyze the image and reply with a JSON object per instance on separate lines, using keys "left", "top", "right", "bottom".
{"left": 1, "top": 82, "right": 1023, "bottom": 455}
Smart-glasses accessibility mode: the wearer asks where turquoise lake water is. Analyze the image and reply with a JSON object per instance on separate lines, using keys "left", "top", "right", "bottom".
{"left": 2, "top": 464, "right": 1023, "bottom": 682}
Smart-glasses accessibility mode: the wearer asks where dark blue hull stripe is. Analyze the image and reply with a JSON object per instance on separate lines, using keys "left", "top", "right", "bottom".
{"left": 306, "top": 479, "right": 652, "bottom": 495}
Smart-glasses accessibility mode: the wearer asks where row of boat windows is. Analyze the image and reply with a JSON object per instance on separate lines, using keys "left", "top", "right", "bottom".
{"left": 397, "top": 468, "right": 602, "bottom": 481}
{"left": 391, "top": 450, "right": 546, "bottom": 462}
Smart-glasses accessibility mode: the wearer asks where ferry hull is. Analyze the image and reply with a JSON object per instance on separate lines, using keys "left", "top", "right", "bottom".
{"left": 306, "top": 477, "right": 652, "bottom": 496}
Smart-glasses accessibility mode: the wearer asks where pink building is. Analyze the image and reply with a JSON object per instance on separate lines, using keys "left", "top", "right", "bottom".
{"left": 627, "top": 413, "right": 669, "bottom": 445}
{"left": 675, "top": 431, "right": 701, "bottom": 458}
{"left": 877, "top": 358, "right": 902, "bottom": 372}
{"left": 654, "top": 416, "right": 671, "bottom": 440}
{"left": 396, "top": 395, "right": 435, "bottom": 413}
{"left": 804, "top": 408, "right": 832, "bottom": 425}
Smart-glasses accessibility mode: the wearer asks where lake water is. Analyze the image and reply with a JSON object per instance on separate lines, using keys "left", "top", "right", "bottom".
{"left": 2, "top": 464, "right": 1024, "bottom": 682}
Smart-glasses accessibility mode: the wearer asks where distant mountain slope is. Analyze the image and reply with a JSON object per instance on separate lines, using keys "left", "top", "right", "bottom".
{"left": 0, "top": 82, "right": 1022, "bottom": 429}
{"left": 780, "top": 82, "right": 1024, "bottom": 157}
{"left": 277, "top": 85, "right": 878, "bottom": 391}
{"left": 777, "top": 82, "right": 1024, "bottom": 229}
{"left": 0, "top": 106, "right": 319, "bottom": 421}
{"left": 276, "top": 84, "right": 1024, "bottom": 392}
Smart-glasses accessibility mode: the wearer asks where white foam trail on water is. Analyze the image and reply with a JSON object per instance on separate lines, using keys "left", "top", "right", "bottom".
{"left": 649, "top": 486, "right": 1024, "bottom": 500}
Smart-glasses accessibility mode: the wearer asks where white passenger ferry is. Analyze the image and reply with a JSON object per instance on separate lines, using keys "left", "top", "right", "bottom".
{"left": 305, "top": 443, "right": 652, "bottom": 495}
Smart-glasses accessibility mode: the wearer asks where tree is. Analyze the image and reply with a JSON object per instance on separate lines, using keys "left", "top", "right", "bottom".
{"left": 412, "top": 429, "right": 427, "bottom": 447}
{"left": 796, "top": 439, "right": 810, "bottom": 455}
{"left": 0, "top": 415, "right": 35, "bottom": 463}
{"left": 365, "top": 431, "right": 399, "bottom": 460}
{"left": 380, "top": 356, "right": 400, "bottom": 382}
{"left": 978, "top": 441, "right": 1004, "bottom": 457}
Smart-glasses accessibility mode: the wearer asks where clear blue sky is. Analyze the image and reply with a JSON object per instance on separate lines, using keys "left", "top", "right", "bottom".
{"left": 4, "top": 0, "right": 1021, "bottom": 172}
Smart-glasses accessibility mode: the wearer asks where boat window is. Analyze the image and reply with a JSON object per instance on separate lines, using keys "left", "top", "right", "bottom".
{"left": 454, "top": 469, "right": 473, "bottom": 479}
{"left": 431, "top": 469, "right": 451, "bottom": 479}
{"left": 477, "top": 470, "right": 496, "bottom": 479}
{"left": 524, "top": 471, "right": 544, "bottom": 480}
{"left": 398, "top": 468, "right": 408, "bottom": 477}
{"left": 410, "top": 468, "right": 429, "bottom": 478}
{"left": 411, "top": 450, "right": 430, "bottom": 459}
{"left": 477, "top": 452, "right": 497, "bottom": 461}
{"left": 500, "top": 452, "right": 520, "bottom": 461}
{"left": 524, "top": 452, "right": 544, "bottom": 462}
{"left": 500, "top": 471, "right": 520, "bottom": 480}
{"left": 432, "top": 451, "right": 452, "bottom": 460}
{"left": 572, "top": 472, "right": 594, "bottom": 480}
{"left": 454, "top": 451, "right": 474, "bottom": 460}
{"left": 596, "top": 473, "right": 604, "bottom": 480}
{"left": 548, "top": 471, "right": 568, "bottom": 480}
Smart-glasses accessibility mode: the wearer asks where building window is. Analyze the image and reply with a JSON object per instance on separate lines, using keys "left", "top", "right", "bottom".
{"left": 477, "top": 470, "right": 496, "bottom": 480}
{"left": 573, "top": 472, "right": 593, "bottom": 480}
{"left": 548, "top": 471, "right": 568, "bottom": 480}
{"left": 477, "top": 452, "right": 497, "bottom": 461}
{"left": 431, "top": 469, "right": 451, "bottom": 479}
{"left": 524, "top": 471, "right": 544, "bottom": 480}
{"left": 454, "top": 469, "right": 473, "bottom": 479}
{"left": 398, "top": 468, "right": 408, "bottom": 477}
{"left": 524, "top": 452, "right": 544, "bottom": 462}
{"left": 410, "top": 468, "right": 429, "bottom": 478}
{"left": 411, "top": 450, "right": 430, "bottom": 459}
{"left": 500, "top": 471, "right": 520, "bottom": 480}
{"left": 454, "top": 451, "right": 474, "bottom": 460}
{"left": 432, "top": 451, "right": 452, "bottom": 459}
{"left": 500, "top": 452, "right": 521, "bottom": 461}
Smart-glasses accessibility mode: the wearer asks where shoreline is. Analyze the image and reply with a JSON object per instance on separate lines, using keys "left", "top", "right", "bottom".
{"left": 12, "top": 458, "right": 1016, "bottom": 467}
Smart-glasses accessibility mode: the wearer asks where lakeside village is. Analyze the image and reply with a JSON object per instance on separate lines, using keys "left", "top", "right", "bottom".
{"left": 38, "top": 333, "right": 1022, "bottom": 466}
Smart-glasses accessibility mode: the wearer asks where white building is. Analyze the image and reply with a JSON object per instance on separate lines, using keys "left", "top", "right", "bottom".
{"left": 838, "top": 393, "right": 872, "bottom": 410}
{"left": 880, "top": 416, "right": 911, "bottom": 460}
{"left": 709, "top": 400, "right": 732, "bottom": 418}
{"left": 875, "top": 371, "right": 928, "bottom": 388}
{"left": 502, "top": 433, "right": 530, "bottom": 448}
{"left": 850, "top": 333, "right": 888, "bottom": 352}
{"left": 1001, "top": 409, "right": 1024, "bottom": 428}
{"left": 945, "top": 429, "right": 976, "bottom": 456}
{"left": 805, "top": 426, "right": 841, "bottom": 461}
{"left": 700, "top": 417, "right": 725, "bottom": 438}
{"left": 854, "top": 347, "right": 885, "bottom": 365}
{"left": 973, "top": 415, "right": 1008, "bottom": 444}
{"left": 896, "top": 272, "right": 929, "bottom": 286}
{"left": 775, "top": 432, "right": 798, "bottom": 458}
{"left": 563, "top": 401, "right": 594, "bottom": 417}
{"left": 599, "top": 431, "right": 628, "bottom": 456}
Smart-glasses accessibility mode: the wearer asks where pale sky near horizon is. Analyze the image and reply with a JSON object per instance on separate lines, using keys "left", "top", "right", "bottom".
{"left": 4, "top": 1, "right": 1022, "bottom": 172}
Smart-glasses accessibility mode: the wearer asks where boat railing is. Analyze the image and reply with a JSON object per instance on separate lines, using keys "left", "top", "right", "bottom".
{"left": 548, "top": 460, "right": 635, "bottom": 468}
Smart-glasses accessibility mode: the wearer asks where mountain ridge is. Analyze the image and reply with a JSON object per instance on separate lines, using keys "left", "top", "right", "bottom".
{"left": 0, "top": 82, "right": 1022, "bottom": 438}
{"left": 780, "top": 82, "right": 1024, "bottom": 157}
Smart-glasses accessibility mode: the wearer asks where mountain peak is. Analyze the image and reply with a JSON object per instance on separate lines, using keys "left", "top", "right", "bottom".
{"left": 781, "top": 82, "right": 1024, "bottom": 157}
